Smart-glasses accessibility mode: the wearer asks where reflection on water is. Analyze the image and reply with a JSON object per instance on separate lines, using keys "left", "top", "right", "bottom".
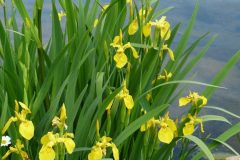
{"left": 1, "top": 0, "right": 240, "bottom": 154}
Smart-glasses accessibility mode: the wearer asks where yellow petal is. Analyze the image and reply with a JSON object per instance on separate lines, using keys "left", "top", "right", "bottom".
{"left": 167, "top": 48, "right": 174, "bottom": 61}
{"left": 130, "top": 46, "right": 139, "bottom": 59}
{"left": 167, "top": 119, "right": 177, "bottom": 132}
{"left": 160, "top": 21, "right": 171, "bottom": 40}
{"left": 142, "top": 23, "right": 151, "bottom": 37}
{"left": 60, "top": 103, "right": 67, "bottom": 123}
{"left": 41, "top": 132, "right": 55, "bottom": 145}
{"left": 63, "top": 138, "right": 75, "bottom": 154}
{"left": 111, "top": 143, "right": 119, "bottom": 160}
{"left": 183, "top": 123, "right": 194, "bottom": 136}
{"left": 199, "top": 96, "right": 208, "bottom": 107}
{"left": 19, "top": 121, "right": 34, "bottom": 140}
{"left": 113, "top": 52, "right": 128, "bottom": 69}
{"left": 88, "top": 147, "right": 103, "bottom": 160}
{"left": 179, "top": 97, "right": 191, "bottom": 107}
{"left": 158, "top": 127, "right": 174, "bottom": 144}
{"left": 18, "top": 102, "right": 31, "bottom": 113}
{"left": 128, "top": 19, "right": 138, "bottom": 35}
{"left": 39, "top": 146, "right": 55, "bottom": 160}
{"left": 123, "top": 94, "right": 134, "bottom": 110}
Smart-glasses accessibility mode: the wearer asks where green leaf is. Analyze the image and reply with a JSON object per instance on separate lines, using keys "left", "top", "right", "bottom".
{"left": 205, "top": 106, "right": 240, "bottom": 119}
{"left": 184, "top": 135, "right": 215, "bottom": 160}
{"left": 114, "top": 104, "right": 168, "bottom": 146}
{"left": 203, "top": 50, "right": 240, "bottom": 98}
{"left": 193, "top": 122, "right": 240, "bottom": 159}
{"left": 200, "top": 115, "right": 231, "bottom": 125}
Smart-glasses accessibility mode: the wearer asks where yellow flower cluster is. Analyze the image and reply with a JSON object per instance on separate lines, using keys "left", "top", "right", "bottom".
{"left": 110, "top": 30, "right": 139, "bottom": 68}
{"left": 152, "top": 69, "right": 172, "bottom": 84}
{"left": 179, "top": 91, "right": 207, "bottom": 136}
{"left": 2, "top": 101, "right": 34, "bottom": 140}
{"left": 88, "top": 136, "right": 119, "bottom": 160}
{"left": 39, "top": 104, "right": 75, "bottom": 160}
{"left": 140, "top": 91, "right": 207, "bottom": 144}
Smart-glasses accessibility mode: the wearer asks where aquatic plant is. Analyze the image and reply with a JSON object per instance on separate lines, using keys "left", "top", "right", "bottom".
{"left": 0, "top": 0, "right": 240, "bottom": 159}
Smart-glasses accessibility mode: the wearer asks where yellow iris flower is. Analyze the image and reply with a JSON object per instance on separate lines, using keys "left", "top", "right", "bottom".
{"left": 39, "top": 132, "right": 75, "bottom": 160}
{"left": 1, "top": 139, "right": 29, "bottom": 160}
{"left": 88, "top": 136, "right": 119, "bottom": 160}
{"left": 2, "top": 101, "right": 34, "bottom": 140}
{"left": 183, "top": 114, "right": 204, "bottom": 136}
{"left": 179, "top": 91, "right": 207, "bottom": 107}
{"left": 117, "top": 80, "right": 134, "bottom": 110}
{"left": 152, "top": 69, "right": 173, "bottom": 84}
{"left": 158, "top": 112, "right": 177, "bottom": 144}
{"left": 150, "top": 16, "right": 171, "bottom": 40}
{"left": 111, "top": 30, "right": 139, "bottom": 68}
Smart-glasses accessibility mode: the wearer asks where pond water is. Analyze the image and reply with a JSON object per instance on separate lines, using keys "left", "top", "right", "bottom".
{"left": 1, "top": 0, "right": 240, "bottom": 155}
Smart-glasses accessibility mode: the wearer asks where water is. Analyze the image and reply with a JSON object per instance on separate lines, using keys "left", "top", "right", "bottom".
{"left": 1, "top": 0, "right": 240, "bottom": 155}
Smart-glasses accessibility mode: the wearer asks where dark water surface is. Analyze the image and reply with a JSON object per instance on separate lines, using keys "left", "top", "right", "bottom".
{"left": 1, "top": 0, "right": 240, "bottom": 155}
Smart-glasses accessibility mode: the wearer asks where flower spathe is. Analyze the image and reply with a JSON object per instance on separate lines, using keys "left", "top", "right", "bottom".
{"left": 111, "top": 30, "right": 139, "bottom": 69}
{"left": 1, "top": 135, "right": 11, "bottom": 147}
{"left": 88, "top": 136, "right": 119, "bottom": 160}
{"left": 179, "top": 91, "right": 207, "bottom": 107}
{"left": 1, "top": 101, "right": 34, "bottom": 140}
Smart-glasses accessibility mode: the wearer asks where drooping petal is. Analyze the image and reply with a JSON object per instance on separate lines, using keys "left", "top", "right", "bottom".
{"left": 111, "top": 143, "right": 119, "bottom": 160}
{"left": 130, "top": 46, "right": 139, "bottom": 59}
{"left": 39, "top": 146, "right": 55, "bottom": 160}
{"left": 88, "top": 147, "right": 103, "bottom": 160}
{"left": 128, "top": 19, "right": 138, "bottom": 35}
{"left": 19, "top": 121, "right": 34, "bottom": 140}
{"left": 167, "top": 47, "right": 175, "bottom": 61}
{"left": 123, "top": 94, "right": 134, "bottom": 110}
{"left": 158, "top": 127, "right": 174, "bottom": 144}
{"left": 63, "top": 138, "right": 75, "bottom": 154}
{"left": 113, "top": 52, "right": 128, "bottom": 69}
{"left": 179, "top": 97, "right": 191, "bottom": 107}
{"left": 183, "top": 122, "right": 194, "bottom": 136}
{"left": 142, "top": 23, "right": 151, "bottom": 37}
